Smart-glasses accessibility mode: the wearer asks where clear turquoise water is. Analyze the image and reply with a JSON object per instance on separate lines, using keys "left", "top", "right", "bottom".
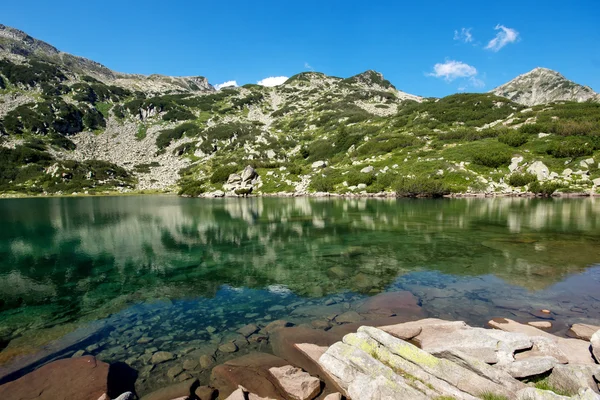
{"left": 1, "top": 196, "right": 600, "bottom": 391}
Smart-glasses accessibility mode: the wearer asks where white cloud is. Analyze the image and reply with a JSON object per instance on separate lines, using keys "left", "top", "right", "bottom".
{"left": 485, "top": 25, "right": 519, "bottom": 52}
{"left": 428, "top": 60, "right": 478, "bottom": 81}
{"left": 257, "top": 76, "right": 288, "bottom": 87}
{"left": 214, "top": 80, "right": 238, "bottom": 90}
{"left": 469, "top": 76, "right": 485, "bottom": 88}
{"left": 304, "top": 62, "right": 313, "bottom": 71}
{"left": 454, "top": 28, "right": 473, "bottom": 43}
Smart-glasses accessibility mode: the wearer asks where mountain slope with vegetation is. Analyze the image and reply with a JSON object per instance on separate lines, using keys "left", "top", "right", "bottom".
{"left": 1, "top": 25, "right": 599, "bottom": 197}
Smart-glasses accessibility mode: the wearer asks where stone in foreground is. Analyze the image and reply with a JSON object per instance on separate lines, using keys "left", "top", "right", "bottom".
{"left": 268, "top": 365, "right": 321, "bottom": 400}
{"left": 548, "top": 364, "right": 600, "bottom": 395}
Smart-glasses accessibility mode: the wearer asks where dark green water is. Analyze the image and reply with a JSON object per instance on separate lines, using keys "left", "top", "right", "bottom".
{"left": 1, "top": 196, "right": 600, "bottom": 391}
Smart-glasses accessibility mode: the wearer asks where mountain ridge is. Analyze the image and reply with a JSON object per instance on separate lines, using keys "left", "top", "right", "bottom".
{"left": 1, "top": 24, "right": 599, "bottom": 198}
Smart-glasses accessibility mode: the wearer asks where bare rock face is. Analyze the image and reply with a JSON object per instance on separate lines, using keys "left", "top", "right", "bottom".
{"left": 0, "top": 356, "right": 109, "bottom": 400}
{"left": 490, "top": 67, "right": 600, "bottom": 106}
{"left": 268, "top": 365, "right": 321, "bottom": 400}
{"left": 502, "top": 356, "right": 559, "bottom": 378}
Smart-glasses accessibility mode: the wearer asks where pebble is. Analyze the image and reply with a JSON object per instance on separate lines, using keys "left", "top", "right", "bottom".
{"left": 528, "top": 321, "right": 552, "bottom": 329}
{"left": 182, "top": 359, "right": 199, "bottom": 370}
{"left": 151, "top": 351, "right": 175, "bottom": 365}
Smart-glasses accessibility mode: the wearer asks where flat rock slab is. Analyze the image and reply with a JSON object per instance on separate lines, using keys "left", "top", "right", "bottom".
{"left": 502, "top": 356, "right": 559, "bottom": 378}
{"left": 0, "top": 355, "right": 109, "bottom": 400}
{"left": 268, "top": 365, "right": 321, "bottom": 400}
{"left": 210, "top": 352, "right": 288, "bottom": 399}
{"left": 140, "top": 378, "right": 199, "bottom": 400}
{"left": 568, "top": 324, "right": 600, "bottom": 341}
{"left": 357, "top": 291, "right": 423, "bottom": 317}
{"left": 489, "top": 318, "right": 596, "bottom": 365}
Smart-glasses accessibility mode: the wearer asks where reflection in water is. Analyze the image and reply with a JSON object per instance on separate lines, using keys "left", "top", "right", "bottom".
{"left": 1, "top": 196, "right": 600, "bottom": 346}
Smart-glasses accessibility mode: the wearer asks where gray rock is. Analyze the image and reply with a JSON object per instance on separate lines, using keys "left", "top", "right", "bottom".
{"left": 527, "top": 161, "right": 550, "bottom": 181}
{"left": 591, "top": 330, "right": 600, "bottom": 362}
{"left": 502, "top": 356, "right": 559, "bottom": 378}
{"left": 71, "top": 350, "right": 86, "bottom": 358}
{"left": 227, "top": 174, "right": 242, "bottom": 184}
{"left": 113, "top": 392, "right": 134, "bottom": 400}
{"left": 360, "top": 166, "right": 374, "bottom": 173}
{"left": 241, "top": 166, "right": 258, "bottom": 182}
{"left": 311, "top": 161, "right": 327, "bottom": 169}
{"left": 199, "top": 354, "right": 215, "bottom": 369}
{"left": 548, "top": 364, "right": 600, "bottom": 395}
{"left": 433, "top": 349, "right": 525, "bottom": 393}
{"left": 151, "top": 351, "right": 175, "bottom": 365}
{"left": 516, "top": 387, "right": 570, "bottom": 399}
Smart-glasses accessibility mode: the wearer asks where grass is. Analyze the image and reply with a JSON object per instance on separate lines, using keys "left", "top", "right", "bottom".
{"left": 136, "top": 124, "right": 147, "bottom": 140}
{"left": 95, "top": 102, "right": 112, "bottom": 118}
{"left": 479, "top": 394, "right": 508, "bottom": 400}
{"left": 532, "top": 377, "right": 575, "bottom": 397}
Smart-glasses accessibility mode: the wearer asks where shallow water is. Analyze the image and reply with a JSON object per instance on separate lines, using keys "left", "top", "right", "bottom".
{"left": 1, "top": 196, "right": 600, "bottom": 392}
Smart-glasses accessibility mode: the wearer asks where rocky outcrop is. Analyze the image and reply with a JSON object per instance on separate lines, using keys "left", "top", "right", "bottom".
{"left": 490, "top": 67, "right": 600, "bottom": 106}
{"left": 223, "top": 166, "right": 260, "bottom": 196}
{"left": 268, "top": 365, "right": 321, "bottom": 400}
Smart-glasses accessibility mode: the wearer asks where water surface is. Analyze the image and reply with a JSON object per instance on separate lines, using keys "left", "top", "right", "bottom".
{"left": 1, "top": 196, "right": 600, "bottom": 391}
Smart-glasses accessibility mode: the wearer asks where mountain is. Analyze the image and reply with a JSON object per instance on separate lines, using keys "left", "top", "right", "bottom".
{"left": 1, "top": 25, "right": 599, "bottom": 198}
{"left": 490, "top": 67, "right": 600, "bottom": 106}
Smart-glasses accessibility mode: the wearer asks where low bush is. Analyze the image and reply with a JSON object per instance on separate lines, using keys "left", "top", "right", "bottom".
{"left": 528, "top": 181, "right": 563, "bottom": 196}
{"left": 472, "top": 147, "right": 512, "bottom": 168}
{"left": 498, "top": 131, "right": 528, "bottom": 147}
{"left": 546, "top": 137, "right": 594, "bottom": 158}
{"left": 393, "top": 176, "right": 450, "bottom": 198}
{"left": 210, "top": 165, "right": 239, "bottom": 183}
{"left": 345, "top": 171, "right": 376, "bottom": 186}
{"left": 156, "top": 123, "right": 201, "bottom": 149}
{"left": 310, "top": 174, "right": 336, "bottom": 192}
{"left": 507, "top": 173, "right": 537, "bottom": 187}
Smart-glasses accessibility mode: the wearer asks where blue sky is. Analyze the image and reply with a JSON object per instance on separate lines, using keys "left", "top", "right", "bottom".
{"left": 2, "top": 0, "right": 599, "bottom": 97}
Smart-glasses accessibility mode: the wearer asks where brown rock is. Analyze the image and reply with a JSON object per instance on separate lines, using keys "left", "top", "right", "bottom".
{"left": 567, "top": 323, "right": 600, "bottom": 341}
{"left": 335, "top": 311, "right": 362, "bottom": 324}
{"left": 0, "top": 356, "right": 109, "bottom": 400}
{"left": 200, "top": 355, "right": 215, "bottom": 369}
{"left": 528, "top": 321, "right": 552, "bottom": 329}
{"left": 139, "top": 378, "right": 200, "bottom": 400}
{"left": 182, "top": 359, "right": 199, "bottom": 371}
{"left": 237, "top": 324, "right": 259, "bottom": 338}
{"left": 324, "top": 394, "right": 343, "bottom": 400}
{"left": 270, "top": 327, "right": 338, "bottom": 379}
{"left": 167, "top": 365, "right": 183, "bottom": 380}
{"left": 151, "top": 351, "right": 175, "bottom": 365}
{"left": 209, "top": 352, "right": 288, "bottom": 399}
{"left": 218, "top": 342, "right": 238, "bottom": 353}
{"left": 264, "top": 320, "right": 294, "bottom": 333}
{"left": 310, "top": 319, "right": 331, "bottom": 330}
{"left": 293, "top": 343, "right": 346, "bottom": 395}
{"left": 379, "top": 318, "right": 459, "bottom": 340}
{"left": 195, "top": 385, "right": 218, "bottom": 400}
{"left": 357, "top": 291, "right": 423, "bottom": 318}
{"left": 269, "top": 365, "right": 321, "bottom": 400}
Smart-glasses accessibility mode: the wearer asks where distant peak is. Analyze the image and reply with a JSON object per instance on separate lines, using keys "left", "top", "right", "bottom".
{"left": 343, "top": 70, "right": 395, "bottom": 90}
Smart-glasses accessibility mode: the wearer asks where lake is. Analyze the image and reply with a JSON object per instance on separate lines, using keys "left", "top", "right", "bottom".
{"left": 1, "top": 196, "right": 600, "bottom": 393}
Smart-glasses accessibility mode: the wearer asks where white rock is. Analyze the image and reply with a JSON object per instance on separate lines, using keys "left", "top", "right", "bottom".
{"left": 268, "top": 365, "right": 321, "bottom": 400}
{"left": 311, "top": 161, "right": 327, "bottom": 169}
{"left": 527, "top": 161, "right": 550, "bottom": 181}
{"left": 360, "top": 166, "right": 374, "bottom": 173}
{"left": 591, "top": 330, "right": 600, "bottom": 363}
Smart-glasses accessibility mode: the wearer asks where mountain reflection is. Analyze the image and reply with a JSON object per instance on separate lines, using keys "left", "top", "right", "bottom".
{"left": 1, "top": 196, "right": 599, "bottom": 340}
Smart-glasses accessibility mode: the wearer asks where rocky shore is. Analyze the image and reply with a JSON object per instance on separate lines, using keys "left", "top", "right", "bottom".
{"left": 1, "top": 311, "right": 599, "bottom": 400}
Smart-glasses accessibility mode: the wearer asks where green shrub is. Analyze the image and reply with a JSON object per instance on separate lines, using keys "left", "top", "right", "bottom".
{"left": 156, "top": 123, "right": 201, "bottom": 149}
{"left": 356, "top": 135, "right": 417, "bottom": 156}
{"left": 529, "top": 181, "right": 563, "bottom": 196}
{"left": 49, "top": 134, "right": 76, "bottom": 150}
{"left": 162, "top": 108, "right": 195, "bottom": 122}
{"left": 210, "top": 165, "right": 239, "bottom": 183}
{"left": 508, "top": 173, "right": 537, "bottom": 187}
{"left": 438, "top": 128, "right": 501, "bottom": 142}
{"left": 498, "top": 131, "right": 528, "bottom": 147}
{"left": 310, "top": 174, "right": 336, "bottom": 192}
{"left": 547, "top": 137, "right": 594, "bottom": 158}
{"left": 393, "top": 176, "right": 450, "bottom": 197}
{"left": 345, "top": 171, "right": 376, "bottom": 186}
{"left": 472, "top": 148, "right": 512, "bottom": 168}
{"left": 178, "top": 180, "right": 206, "bottom": 196}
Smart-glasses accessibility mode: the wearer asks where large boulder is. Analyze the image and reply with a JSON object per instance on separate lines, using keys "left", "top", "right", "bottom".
{"left": 319, "top": 326, "right": 516, "bottom": 399}
{"left": 209, "top": 352, "right": 288, "bottom": 399}
{"left": 527, "top": 161, "right": 550, "bottom": 181}
{"left": 241, "top": 166, "right": 258, "bottom": 183}
{"left": 502, "top": 356, "right": 559, "bottom": 378}
{"left": 548, "top": 364, "right": 600, "bottom": 395}
{"left": 140, "top": 378, "right": 200, "bottom": 400}
{"left": 357, "top": 291, "right": 423, "bottom": 318}
{"left": 0, "top": 356, "right": 110, "bottom": 400}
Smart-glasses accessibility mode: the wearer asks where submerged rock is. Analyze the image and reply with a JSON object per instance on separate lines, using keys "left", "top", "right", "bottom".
{"left": 568, "top": 324, "right": 600, "bottom": 341}
{"left": 151, "top": 351, "right": 175, "bottom": 365}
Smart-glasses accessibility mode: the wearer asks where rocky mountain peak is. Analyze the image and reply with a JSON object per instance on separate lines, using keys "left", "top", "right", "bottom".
{"left": 490, "top": 67, "right": 599, "bottom": 106}
{"left": 343, "top": 70, "right": 396, "bottom": 91}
